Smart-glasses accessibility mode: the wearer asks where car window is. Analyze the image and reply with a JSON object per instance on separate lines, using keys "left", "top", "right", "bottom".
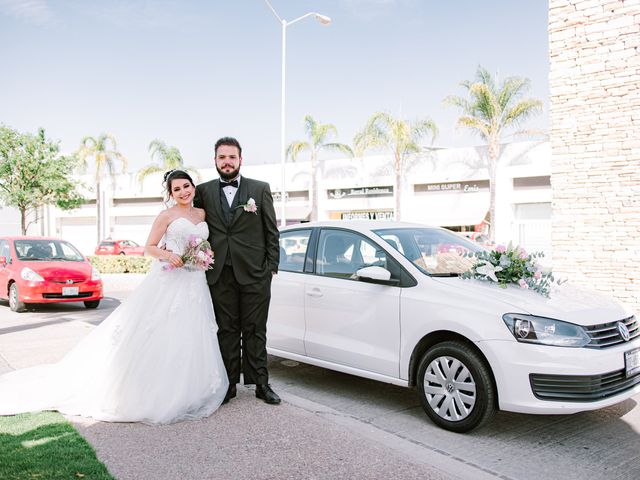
{"left": 279, "top": 230, "right": 312, "bottom": 273}
{"left": 15, "top": 240, "right": 84, "bottom": 261}
{"left": 0, "top": 240, "right": 10, "bottom": 261}
{"left": 373, "top": 227, "right": 482, "bottom": 275}
{"left": 100, "top": 241, "right": 116, "bottom": 247}
{"left": 316, "top": 230, "right": 388, "bottom": 279}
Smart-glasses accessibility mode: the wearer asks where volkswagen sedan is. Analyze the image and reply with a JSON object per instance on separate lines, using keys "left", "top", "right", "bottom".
{"left": 268, "top": 221, "right": 640, "bottom": 432}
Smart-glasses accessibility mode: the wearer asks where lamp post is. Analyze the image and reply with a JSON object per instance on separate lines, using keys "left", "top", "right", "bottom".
{"left": 263, "top": 0, "right": 331, "bottom": 227}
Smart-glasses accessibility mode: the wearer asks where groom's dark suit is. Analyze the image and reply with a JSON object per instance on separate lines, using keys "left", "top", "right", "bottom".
{"left": 194, "top": 176, "right": 279, "bottom": 386}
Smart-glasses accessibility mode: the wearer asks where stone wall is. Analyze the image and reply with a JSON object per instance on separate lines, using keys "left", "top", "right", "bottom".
{"left": 549, "top": 0, "right": 640, "bottom": 312}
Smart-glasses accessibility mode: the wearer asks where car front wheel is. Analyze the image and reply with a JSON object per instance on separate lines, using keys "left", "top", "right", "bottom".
{"left": 417, "top": 340, "right": 496, "bottom": 433}
{"left": 9, "top": 283, "right": 26, "bottom": 313}
{"left": 84, "top": 300, "right": 100, "bottom": 309}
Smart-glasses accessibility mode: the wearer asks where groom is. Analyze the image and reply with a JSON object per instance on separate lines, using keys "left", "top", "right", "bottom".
{"left": 194, "top": 137, "right": 281, "bottom": 405}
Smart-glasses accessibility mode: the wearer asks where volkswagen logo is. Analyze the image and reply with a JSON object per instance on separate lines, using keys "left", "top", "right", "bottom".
{"left": 617, "top": 322, "right": 631, "bottom": 342}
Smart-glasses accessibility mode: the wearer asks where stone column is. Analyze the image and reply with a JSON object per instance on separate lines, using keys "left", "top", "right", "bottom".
{"left": 549, "top": 0, "right": 640, "bottom": 311}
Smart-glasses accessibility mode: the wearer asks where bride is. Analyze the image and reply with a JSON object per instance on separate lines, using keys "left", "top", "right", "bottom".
{"left": 0, "top": 170, "right": 229, "bottom": 424}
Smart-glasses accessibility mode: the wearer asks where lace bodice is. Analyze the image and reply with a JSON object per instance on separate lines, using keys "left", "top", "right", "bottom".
{"left": 164, "top": 217, "right": 209, "bottom": 256}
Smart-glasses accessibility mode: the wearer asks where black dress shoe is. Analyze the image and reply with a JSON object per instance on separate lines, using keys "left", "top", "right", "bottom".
{"left": 255, "top": 384, "right": 281, "bottom": 405}
{"left": 222, "top": 384, "right": 237, "bottom": 404}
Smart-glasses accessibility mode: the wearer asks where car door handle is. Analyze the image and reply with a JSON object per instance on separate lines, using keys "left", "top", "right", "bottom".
{"left": 306, "top": 289, "right": 323, "bottom": 298}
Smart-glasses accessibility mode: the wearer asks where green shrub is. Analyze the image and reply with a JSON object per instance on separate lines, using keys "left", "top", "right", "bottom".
{"left": 88, "top": 255, "right": 153, "bottom": 274}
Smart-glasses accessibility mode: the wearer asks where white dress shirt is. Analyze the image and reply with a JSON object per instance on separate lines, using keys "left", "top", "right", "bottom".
{"left": 221, "top": 175, "right": 240, "bottom": 207}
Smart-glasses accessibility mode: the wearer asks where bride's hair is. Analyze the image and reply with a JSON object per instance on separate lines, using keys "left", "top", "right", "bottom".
{"left": 163, "top": 169, "right": 195, "bottom": 201}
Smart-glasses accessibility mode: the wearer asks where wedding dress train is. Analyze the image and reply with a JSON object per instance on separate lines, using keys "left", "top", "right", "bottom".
{"left": 0, "top": 218, "right": 228, "bottom": 424}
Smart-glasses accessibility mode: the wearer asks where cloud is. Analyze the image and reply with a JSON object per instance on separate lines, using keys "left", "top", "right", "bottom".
{"left": 0, "top": 0, "right": 55, "bottom": 25}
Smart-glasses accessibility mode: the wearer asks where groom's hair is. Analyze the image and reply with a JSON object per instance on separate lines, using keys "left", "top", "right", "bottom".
{"left": 215, "top": 137, "right": 242, "bottom": 157}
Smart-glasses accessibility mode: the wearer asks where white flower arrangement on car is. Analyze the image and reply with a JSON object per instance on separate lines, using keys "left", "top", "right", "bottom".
{"left": 461, "top": 243, "right": 562, "bottom": 297}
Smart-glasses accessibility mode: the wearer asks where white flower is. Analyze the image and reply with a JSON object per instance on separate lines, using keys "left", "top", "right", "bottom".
{"left": 476, "top": 262, "right": 503, "bottom": 282}
{"left": 238, "top": 197, "right": 258, "bottom": 214}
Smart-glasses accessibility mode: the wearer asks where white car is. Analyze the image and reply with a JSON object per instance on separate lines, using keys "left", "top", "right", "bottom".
{"left": 268, "top": 221, "right": 640, "bottom": 432}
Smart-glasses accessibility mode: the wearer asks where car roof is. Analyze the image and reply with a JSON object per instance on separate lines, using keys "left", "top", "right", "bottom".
{"left": 1, "top": 236, "right": 68, "bottom": 241}
{"left": 280, "top": 220, "right": 437, "bottom": 232}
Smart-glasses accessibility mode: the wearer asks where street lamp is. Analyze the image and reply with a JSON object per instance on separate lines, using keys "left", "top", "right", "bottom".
{"left": 263, "top": 0, "right": 332, "bottom": 226}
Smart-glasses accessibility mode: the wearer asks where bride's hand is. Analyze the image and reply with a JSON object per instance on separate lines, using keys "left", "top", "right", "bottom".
{"left": 166, "top": 252, "right": 183, "bottom": 268}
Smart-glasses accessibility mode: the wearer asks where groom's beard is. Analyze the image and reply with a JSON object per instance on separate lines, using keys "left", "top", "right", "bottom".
{"left": 217, "top": 166, "right": 240, "bottom": 181}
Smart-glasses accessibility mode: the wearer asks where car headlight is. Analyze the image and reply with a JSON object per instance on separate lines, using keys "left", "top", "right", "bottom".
{"left": 21, "top": 267, "right": 45, "bottom": 282}
{"left": 502, "top": 313, "right": 591, "bottom": 347}
{"left": 91, "top": 267, "right": 101, "bottom": 281}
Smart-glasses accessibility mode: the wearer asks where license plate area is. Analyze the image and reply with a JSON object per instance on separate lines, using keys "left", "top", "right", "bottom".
{"left": 62, "top": 286, "right": 79, "bottom": 296}
{"left": 625, "top": 347, "right": 640, "bottom": 377}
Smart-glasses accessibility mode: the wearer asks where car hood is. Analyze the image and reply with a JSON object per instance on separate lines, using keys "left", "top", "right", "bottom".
{"left": 27, "top": 262, "right": 92, "bottom": 279}
{"left": 432, "top": 277, "right": 633, "bottom": 325}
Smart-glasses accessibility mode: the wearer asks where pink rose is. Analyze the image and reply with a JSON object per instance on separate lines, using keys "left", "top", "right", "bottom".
{"left": 495, "top": 245, "right": 506, "bottom": 253}
{"left": 518, "top": 279, "right": 529, "bottom": 289}
{"left": 534, "top": 270, "right": 542, "bottom": 279}
{"left": 519, "top": 248, "right": 528, "bottom": 259}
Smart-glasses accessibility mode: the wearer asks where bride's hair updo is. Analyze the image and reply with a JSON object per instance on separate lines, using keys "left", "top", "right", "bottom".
{"left": 163, "top": 169, "right": 195, "bottom": 200}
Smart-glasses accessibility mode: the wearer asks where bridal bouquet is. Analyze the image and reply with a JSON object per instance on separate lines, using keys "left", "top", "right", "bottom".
{"left": 164, "top": 235, "right": 214, "bottom": 271}
{"left": 461, "top": 243, "right": 561, "bottom": 297}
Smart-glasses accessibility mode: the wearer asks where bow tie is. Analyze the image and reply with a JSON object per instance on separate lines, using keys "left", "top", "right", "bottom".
{"left": 220, "top": 179, "right": 239, "bottom": 188}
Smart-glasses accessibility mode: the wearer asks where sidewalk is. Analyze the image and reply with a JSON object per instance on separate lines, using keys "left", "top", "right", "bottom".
{"left": 0, "top": 275, "right": 455, "bottom": 480}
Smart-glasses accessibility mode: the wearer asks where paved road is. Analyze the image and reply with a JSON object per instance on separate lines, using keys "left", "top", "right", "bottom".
{"left": 1, "top": 274, "right": 639, "bottom": 480}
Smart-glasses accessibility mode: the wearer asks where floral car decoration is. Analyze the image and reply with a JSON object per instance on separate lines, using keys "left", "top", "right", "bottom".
{"left": 461, "top": 243, "right": 562, "bottom": 297}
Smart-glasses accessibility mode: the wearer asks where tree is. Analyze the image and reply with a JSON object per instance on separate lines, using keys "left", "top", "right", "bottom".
{"left": 354, "top": 112, "right": 437, "bottom": 221}
{"left": 287, "top": 115, "right": 353, "bottom": 222}
{"left": 0, "top": 125, "right": 84, "bottom": 235}
{"left": 76, "top": 134, "right": 127, "bottom": 243}
{"left": 444, "top": 66, "right": 543, "bottom": 242}
{"left": 137, "top": 139, "right": 201, "bottom": 186}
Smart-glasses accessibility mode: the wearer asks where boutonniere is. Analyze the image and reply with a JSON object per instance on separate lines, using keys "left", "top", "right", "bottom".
{"left": 236, "top": 197, "right": 258, "bottom": 214}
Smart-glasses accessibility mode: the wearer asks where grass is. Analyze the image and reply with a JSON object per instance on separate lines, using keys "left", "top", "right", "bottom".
{"left": 0, "top": 412, "right": 114, "bottom": 480}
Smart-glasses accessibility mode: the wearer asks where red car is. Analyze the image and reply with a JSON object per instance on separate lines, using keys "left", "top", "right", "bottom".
{"left": 0, "top": 236, "right": 103, "bottom": 312}
{"left": 95, "top": 239, "right": 145, "bottom": 256}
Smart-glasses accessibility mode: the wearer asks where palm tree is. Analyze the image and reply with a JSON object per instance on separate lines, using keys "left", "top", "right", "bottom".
{"left": 77, "top": 133, "right": 127, "bottom": 243}
{"left": 354, "top": 112, "right": 437, "bottom": 221}
{"left": 287, "top": 115, "right": 353, "bottom": 222}
{"left": 444, "top": 66, "right": 543, "bottom": 242}
{"left": 137, "top": 139, "right": 201, "bottom": 186}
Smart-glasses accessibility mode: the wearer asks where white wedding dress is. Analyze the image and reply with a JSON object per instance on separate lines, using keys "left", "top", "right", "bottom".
{"left": 0, "top": 218, "right": 228, "bottom": 425}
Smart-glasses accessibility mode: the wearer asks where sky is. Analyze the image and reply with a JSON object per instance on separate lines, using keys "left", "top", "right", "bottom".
{"left": 0, "top": 0, "right": 549, "bottom": 171}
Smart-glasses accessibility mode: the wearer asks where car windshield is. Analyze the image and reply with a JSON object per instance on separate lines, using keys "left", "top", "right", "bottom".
{"left": 373, "top": 227, "right": 484, "bottom": 276}
{"left": 15, "top": 239, "right": 84, "bottom": 262}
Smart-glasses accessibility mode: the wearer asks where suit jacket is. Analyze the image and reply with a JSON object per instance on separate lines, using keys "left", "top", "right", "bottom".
{"left": 194, "top": 176, "right": 280, "bottom": 285}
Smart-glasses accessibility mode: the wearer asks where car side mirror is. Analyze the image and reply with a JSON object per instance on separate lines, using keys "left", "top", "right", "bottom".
{"left": 0, "top": 256, "right": 6, "bottom": 266}
{"left": 356, "top": 266, "right": 399, "bottom": 286}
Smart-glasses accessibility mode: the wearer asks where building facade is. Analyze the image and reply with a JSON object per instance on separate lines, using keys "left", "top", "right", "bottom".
{"left": 1, "top": 141, "right": 552, "bottom": 260}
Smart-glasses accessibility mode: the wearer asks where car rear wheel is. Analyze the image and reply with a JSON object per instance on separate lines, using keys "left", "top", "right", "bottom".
{"left": 119, "top": 252, "right": 126, "bottom": 255}
{"left": 9, "top": 283, "right": 26, "bottom": 313}
{"left": 417, "top": 340, "right": 496, "bottom": 433}
{"left": 84, "top": 300, "right": 100, "bottom": 309}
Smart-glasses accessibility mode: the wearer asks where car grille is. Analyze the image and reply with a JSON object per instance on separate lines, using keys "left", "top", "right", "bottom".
{"left": 42, "top": 292, "right": 93, "bottom": 299}
{"left": 530, "top": 369, "right": 640, "bottom": 402}
{"left": 584, "top": 316, "right": 639, "bottom": 348}
{"left": 50, "top": 278, "right": 86, "bottom": 284}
